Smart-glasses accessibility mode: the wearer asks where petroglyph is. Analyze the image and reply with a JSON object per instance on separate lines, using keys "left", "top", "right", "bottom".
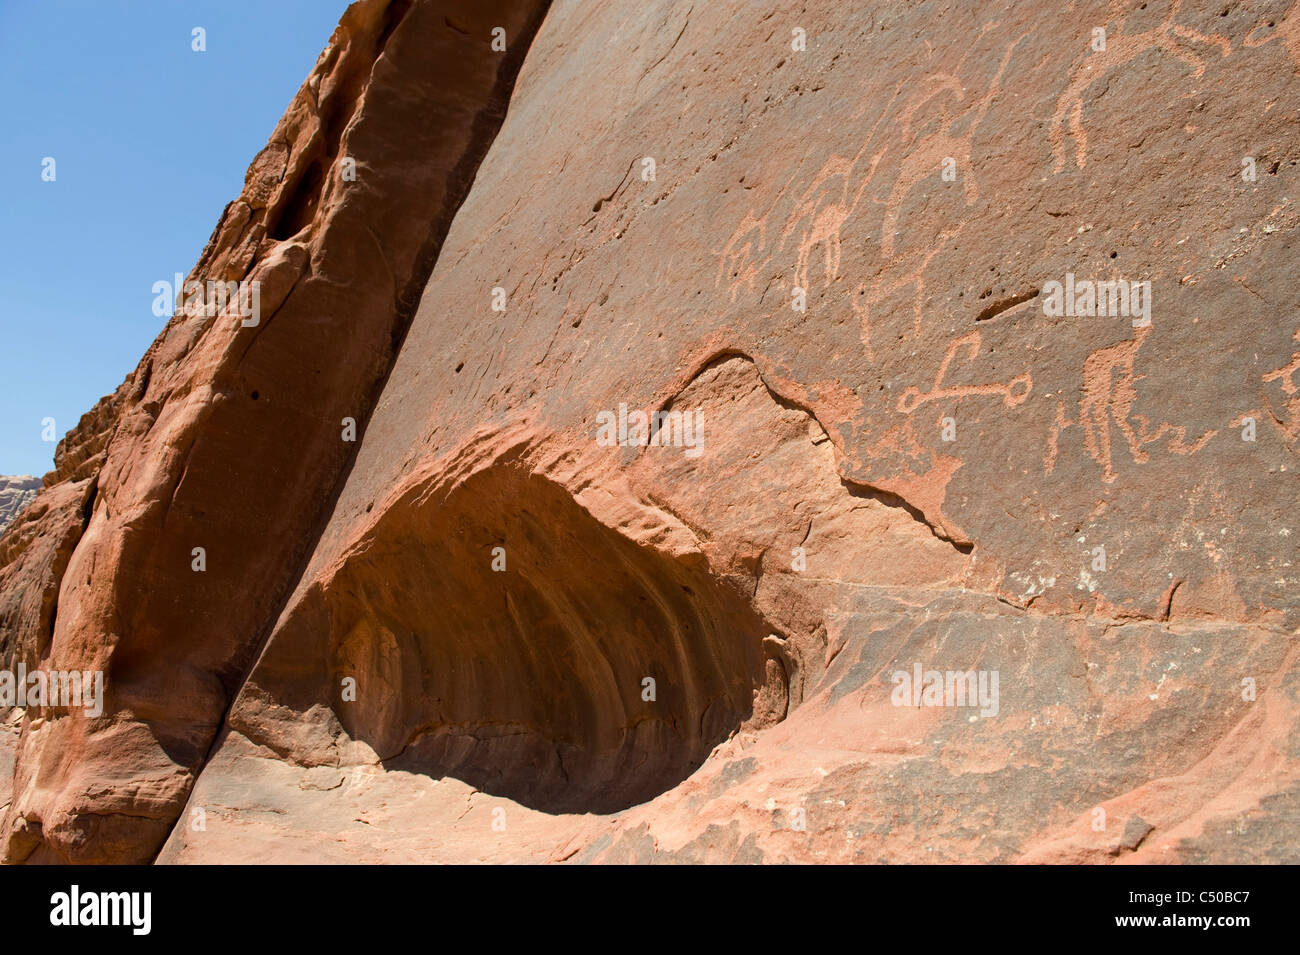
{"left": 717, "top": 211, "right": 770, "bottom": 304}
{"left": 854, "top": 227, "right": 960, "bottom": 361}
{"left": 1262, "top": 329, "right": 1300, "bottom": 446}
{"left": 1245, "top": 0, "right": 1300, "bottom": 72}
{"left": 778, "top": 90, "right": 898, "bottom": 292}
{"left": 897, "top": 331, "right": 1032, "bottom": 414}
{"left": 1045, "top": 401, "right": 1074, "bottom": 476}
{"left": 1049, "top": 0, "right": 1230, "bottom": 173}
{"left": 1079, "top": 325, "right": 1217, "bottom": 482}
{"left": 879, "top": 33, "right": 1022, "bottom": 257}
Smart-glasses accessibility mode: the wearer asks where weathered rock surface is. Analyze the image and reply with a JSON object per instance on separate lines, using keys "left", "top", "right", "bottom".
{"left": 0, "top": 0, "right": 550, "bottom": 863}
{"left": 0, "top": 478, "right": 40, "bottom": 534}
{"left": 0, "top": 382, "right": 128, "bottom": 681}
{"left": 12, "top": 0, "right": 1300, "bottom": 864}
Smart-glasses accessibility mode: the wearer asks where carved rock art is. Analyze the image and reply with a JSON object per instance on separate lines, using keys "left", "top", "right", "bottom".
{"left": 5, "top": 0, "right": 1298, "bottom": 867}
{"left": 897, "top": 330, "right": 1033, "bottom": 415}
{"left": 1049, "top": 0, "right": 1231, "bottom": 172}
{"left": 1078, "top": 326, "right": 1217, "bottom": 483}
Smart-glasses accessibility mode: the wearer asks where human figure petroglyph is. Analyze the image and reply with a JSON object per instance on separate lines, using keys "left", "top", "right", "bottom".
{"left": 879, "top": 33, "right": 1023, "bottom": 258}
{"left": 897, "top": 330, "right": 1032, "bottom": 414}
{"left": 1049, "top": 0, "right": 1230, "bottom": 173}
{"left": 1044, "top": 401, "right": 1074, "bottom": 476}
{"left": 1078, "top": 325, "right": 1217, "bottom": 482}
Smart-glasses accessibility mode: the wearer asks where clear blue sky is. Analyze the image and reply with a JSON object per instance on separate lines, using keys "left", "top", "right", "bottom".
{"left": 0, "top": 0, "right": 349, "bottom": 477}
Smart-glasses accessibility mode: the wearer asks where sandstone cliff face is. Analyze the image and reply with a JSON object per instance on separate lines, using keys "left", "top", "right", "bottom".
{"left": 0, "top": 478, "right": 40, "bottom": 534}
{"left": 8, "top": 0, "right": 1300, "bottom": 864}
{"left": 0, "top": 0, "right": 550, "bottom": 863}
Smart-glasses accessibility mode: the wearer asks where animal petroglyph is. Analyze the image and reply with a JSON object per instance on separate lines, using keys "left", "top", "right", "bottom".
{"left": 897, "top": 331, "right": 1032, "bottom": 414}
{"left": 1078, "top": 325, "right": 1217, "bottom": 482}
{"left": 879, "top": 33, "right": 1022, "bottom": 257}
{"left": 1262, "top": 328, "right": 1300, "bottom": 446}
{"left": 778, "top": 89, "right": 899, "bottom": 292}
{"left": 717, "top": 211, "right": 769, "bottom": 304}
{"left": 854, "top": 227, "right": 960, "bottom": 361}
{"left": 1049, "top": 0, "right": 1230, "bottom": 173}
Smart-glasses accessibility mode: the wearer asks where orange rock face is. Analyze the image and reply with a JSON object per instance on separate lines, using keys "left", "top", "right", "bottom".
{"left": 4, "top": 0, "right": 1299, "bottom": 864}
{"left": 0, "top": 0, "right": 550, "bottom": 863}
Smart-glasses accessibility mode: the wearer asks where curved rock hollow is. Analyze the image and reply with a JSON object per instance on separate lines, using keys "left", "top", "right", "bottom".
{"left": 228, "top": 352, "right": 972, "bottom": 816}
{"left": 252, "top": 461, "right": 772, "bottom": 813}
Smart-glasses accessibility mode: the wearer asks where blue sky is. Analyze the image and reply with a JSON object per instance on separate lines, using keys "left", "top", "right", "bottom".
{"left": 0, "top": 0, "right": 349, "bottom": 476}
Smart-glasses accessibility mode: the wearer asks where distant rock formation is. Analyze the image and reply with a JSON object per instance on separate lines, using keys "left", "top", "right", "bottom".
{"left": 0, "top": 477, "right": 40, "bottom": 533}
{"left": 3, "top": 0, "right": 1299, "bottom": 865}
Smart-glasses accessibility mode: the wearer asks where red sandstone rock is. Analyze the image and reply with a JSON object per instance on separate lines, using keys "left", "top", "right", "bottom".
{"left": 0, "top": 0, "right": 550, "bottom": 863}
{"left": 8, "top": 0, "right": 1300, "bottom": 864}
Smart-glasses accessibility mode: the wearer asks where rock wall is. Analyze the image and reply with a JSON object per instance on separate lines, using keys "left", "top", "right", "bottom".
{"left": 9, "top": 0, "right": 1300, "bottom": 864}
{"left": 0, "top": 0, "right": 551, "bottom": 863}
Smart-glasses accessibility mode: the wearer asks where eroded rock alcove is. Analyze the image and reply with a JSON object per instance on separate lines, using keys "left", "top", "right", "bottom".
{"left": 243, "top": 461, "right": 780, "bottom": 813}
